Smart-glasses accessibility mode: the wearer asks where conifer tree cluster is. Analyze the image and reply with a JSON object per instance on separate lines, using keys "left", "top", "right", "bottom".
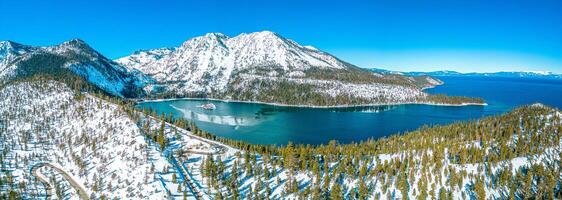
{"left": 142, "top": 104, "right": 561, "bottom": 199}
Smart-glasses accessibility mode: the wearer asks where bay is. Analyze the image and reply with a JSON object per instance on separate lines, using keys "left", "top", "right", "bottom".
{"left": 137, "top": 76, "right": 562, "bottom": 145}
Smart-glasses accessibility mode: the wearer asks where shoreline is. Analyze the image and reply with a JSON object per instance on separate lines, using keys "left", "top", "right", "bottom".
{"left": 132, "top": 77, "right": 487, "bottom": 108}
{"left": 134, "top": 97, "right": 487, "bottom": 108}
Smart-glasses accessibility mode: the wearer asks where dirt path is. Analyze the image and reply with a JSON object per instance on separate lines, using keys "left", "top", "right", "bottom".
{"left": 142, "top": 114, "right": 231, "bottom": 200}
{"left": 31, "top": 165, "right": 53, "bottom": 199}
{"left": 182, "top": 134, "right": 228, "bottom": 155}
{"left": 31, "top": 163, "right": 90, "bottom": 200}
{"left": 143, "top": 114, "right": 229, "bottom": 156}
{"left": 171, "top": 157, "right": 207, "bottom": 200}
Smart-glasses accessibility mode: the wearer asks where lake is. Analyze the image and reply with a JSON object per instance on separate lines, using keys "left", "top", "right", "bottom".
{"left": 137, "top": 76, "right": 562, "bottom": 145}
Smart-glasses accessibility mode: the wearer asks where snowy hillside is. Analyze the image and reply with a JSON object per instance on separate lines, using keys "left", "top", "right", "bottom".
{"left": 0, "top": 77, "right": 558, "bottom": 199}
{"left": 0, "top": 79, "right": 168, "bottom": 199}
{"left": 0, "top": 41, "right": 34, "bottom": 81}
{"left": 116, "top": 31, "right": 458, "bottom": 106}
{"left": 0, "top": 39, "right": 145, "bottom": 97}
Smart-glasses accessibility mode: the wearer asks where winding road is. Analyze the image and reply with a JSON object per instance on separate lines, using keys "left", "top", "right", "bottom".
{"left": 31, "top": 165, "right": 52, "bottom": 199}
{"left": 31, "top": 163, "right": 90, "bottom": 200}
{"left": 143, "top": 114, "right": 230, "bottom": 200}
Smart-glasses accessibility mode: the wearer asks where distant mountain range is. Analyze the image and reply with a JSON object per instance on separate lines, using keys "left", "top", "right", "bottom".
{"left": 367, "top": 68, "right": 562, "bottom": 80}
{"left": 2, "top": 31, "right": 483, "bottom": 106}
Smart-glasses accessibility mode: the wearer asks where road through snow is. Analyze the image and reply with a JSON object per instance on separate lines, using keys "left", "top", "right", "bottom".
{"left": 31, "top": 163, "right": 90, "bottom": 200}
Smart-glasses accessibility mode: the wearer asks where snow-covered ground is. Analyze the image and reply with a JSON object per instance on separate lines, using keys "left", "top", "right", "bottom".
{"left": 142, "top": 111, "right": 561, "bottom": 200}
{"left": 138, "top": 104, "right": 560, "bottom": 200}
{"left": 1, "top": 79, "right": 558, "bottom": 199}
{"left": 0, "top": 80, "right": 168, "bottom": 199}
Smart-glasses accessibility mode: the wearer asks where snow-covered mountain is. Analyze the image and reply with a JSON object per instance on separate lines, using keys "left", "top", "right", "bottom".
{"left": 1, "top": 35, "right": 451, "bottom": 106}
{"left": 116, "top": 31, "right": 446, "bottom": 106}
{"left": 0, "top": 41, "right": 35, "bottom": 79}
{"left": 0, "top": 39, "right": 147, "bottom": 97}
{"left": 116, "top": 31, "right": 352, "bottom": 91}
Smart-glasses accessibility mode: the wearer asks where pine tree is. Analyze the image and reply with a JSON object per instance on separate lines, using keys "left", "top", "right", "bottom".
{"left": 265, "top": 183, "right": 272, "bottom": 199}
{"left": 312, "top": 184, "right": 322, "bottom": 200}
{"left": 474, "top": 178, "right": 486, "bottom": 200}
{"left": 358, "top": 177, "right": 368, "bottom": 199}
{"left": 157, "top": 121, "right": 166, "bottom": 149}
{"left": 330, "top": 182, "right": 344, "bottom": 200}
{"left": 214, "top": 190, "right": 223, "bottom": 200}
{"left": 438, "top": 188, "right": 447, "bottom": 200}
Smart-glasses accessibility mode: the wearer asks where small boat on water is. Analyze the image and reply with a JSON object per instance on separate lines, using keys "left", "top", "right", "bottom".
{"left": 199, "top": 103, "right": 216, "bottom": 110}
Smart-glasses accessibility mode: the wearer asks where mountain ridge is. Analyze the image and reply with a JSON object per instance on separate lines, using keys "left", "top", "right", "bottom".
{"left": 0, "top": 39, "right": 147, "bottom": 97}
{"left": 116, "top": 30, "right": 354, "bottom": 91}
{"left": 0, "top": 32, "right": 484, "bottom": 106}
{"left": 116, "top": 31, "right": 481, "bottom": 106}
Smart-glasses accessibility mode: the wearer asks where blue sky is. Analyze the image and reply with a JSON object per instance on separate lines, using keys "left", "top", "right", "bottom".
{"left": 1, "top": 0, "right": 561, "bottom": 73}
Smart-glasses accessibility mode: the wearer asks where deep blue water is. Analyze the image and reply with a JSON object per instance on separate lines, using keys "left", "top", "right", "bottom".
{"left": 137, "top": 76, "right": 562, "bottom": 145}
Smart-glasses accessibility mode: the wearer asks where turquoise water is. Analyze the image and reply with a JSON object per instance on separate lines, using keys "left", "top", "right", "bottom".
{"left": 137, "top": 76, "right": 562, "bottom": 145}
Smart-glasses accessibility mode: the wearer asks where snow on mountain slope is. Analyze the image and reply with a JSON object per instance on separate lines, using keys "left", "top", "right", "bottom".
{"left": 0, "top": 41, "right": 35, "bottom": 81}
{"left": 115, "top": 47, "right": 175, "bottom": 74}
{"left": 117, "top": 31, "right": 349, "bottom": 89}
{"left": 0, "top": 80, "right": 168, "bottom": 199}
{"left": 0, "top": 40, "right": 146, "bottom": 97}
{"left": 117, "top": 31, "right": 446, "bottom": 105}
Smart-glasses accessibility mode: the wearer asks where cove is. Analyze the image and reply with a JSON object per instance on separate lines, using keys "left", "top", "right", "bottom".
{"left": 137, "top": 76, "right": 562, "bottom": 145}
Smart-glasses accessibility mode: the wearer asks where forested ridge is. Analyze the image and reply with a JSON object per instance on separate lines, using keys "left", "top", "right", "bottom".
{"left": 142, "top": 77, "right": 484, "bottom": 107}
{"left": 136, "top": 65, "right": 484, "bottom": 106}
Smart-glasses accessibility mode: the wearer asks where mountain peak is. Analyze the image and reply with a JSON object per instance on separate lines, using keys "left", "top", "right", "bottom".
{"left": 179, "top": 32, "right": 230, "bottom": 49}
{"left": 0, "top": 41, "right": 14, "bottom": 54}
{"left": 60, "top": 38, "right": 88, "bottom": 47}
{"left": 251, "top": 30, "right": 278, "bottom": 36}
{"left": 0, "top": 40, "right": 26, "bottom": 51}
{"left": 241, "top": 30, "right": 284, "bottom": 40}
{"left": 0, "top": 41, "right": 31, "bottom": 60}
{"left": 204, "top": 32, "right": 229, "bottom": 39}
{"left": 0, "top": 40, "right": 14, "bottom": 47}
{"left": 53, "top": 38, "right": 104, "bottom": 59}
